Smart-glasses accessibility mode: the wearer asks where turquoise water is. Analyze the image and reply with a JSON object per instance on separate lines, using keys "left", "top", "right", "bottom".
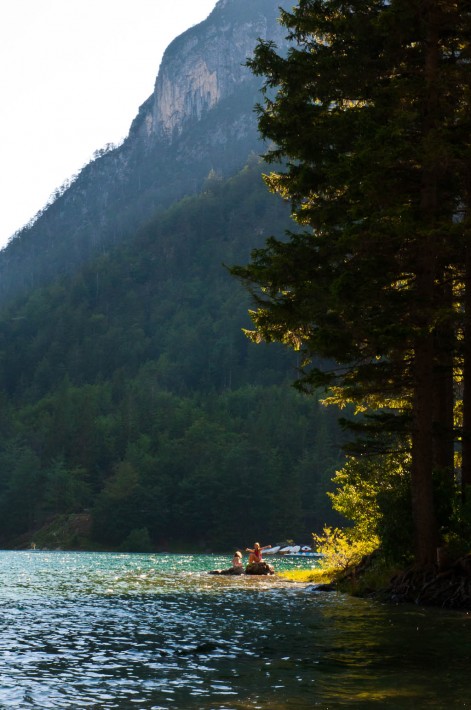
{"left": 0, "top": 551, "right": 469, "bottom": 709}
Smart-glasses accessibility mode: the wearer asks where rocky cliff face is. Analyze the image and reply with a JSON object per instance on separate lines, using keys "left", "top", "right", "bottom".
{"left": 149, "top": 0, "right": 287, "bottom": 141}
{"left": 129, "top": 0, "right": 289, "bottom": 149}
{"left": 0, "top": 0, "right": 290, "bottom": 303}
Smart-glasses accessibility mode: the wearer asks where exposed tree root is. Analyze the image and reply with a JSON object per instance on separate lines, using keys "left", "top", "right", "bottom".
{"left": 336, "top": 552, "right": 471, "bottom": 610}
{"left": 386, "top": 554, "right": 471, "bottom": 609}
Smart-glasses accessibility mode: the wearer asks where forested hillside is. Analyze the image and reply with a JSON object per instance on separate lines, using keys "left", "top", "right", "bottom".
{"left": 0, "top": 162, "right": 344, "bottom": 550}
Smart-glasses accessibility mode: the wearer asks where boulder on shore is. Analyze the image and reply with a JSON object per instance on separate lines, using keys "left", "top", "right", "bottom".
{"left": 245, "top": 561, "right": 275, "bottom": 575}
{"left": 208, "top": 561, "right": 275, "bottom": 576}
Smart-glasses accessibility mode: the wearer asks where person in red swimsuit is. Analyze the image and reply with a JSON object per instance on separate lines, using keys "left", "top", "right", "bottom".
{"left": 245, "top": 542, "right": 271, "bottom": 564}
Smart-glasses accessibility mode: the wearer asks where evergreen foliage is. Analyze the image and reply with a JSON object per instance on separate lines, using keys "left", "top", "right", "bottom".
{"left": 232, "top": 0, "right": 471, "bottom": 566}
{"left": 0, "top": 161, "right": 344, "bottom": 550}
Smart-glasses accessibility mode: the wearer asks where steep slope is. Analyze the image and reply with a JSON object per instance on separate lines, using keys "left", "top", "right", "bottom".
{"left": 0, "top": 0, "right": 290, "bottom": 304}
{"left": 0, "top": 162, "right": 344, "bottom": 550}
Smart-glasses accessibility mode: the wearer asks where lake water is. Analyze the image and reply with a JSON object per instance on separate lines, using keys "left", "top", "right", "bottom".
{"left": 0, "top": 551, "right": 469, "bottom": 709}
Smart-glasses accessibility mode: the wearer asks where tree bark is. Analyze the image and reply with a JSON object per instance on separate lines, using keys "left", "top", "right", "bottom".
{"left": 462, "top": 243, "right": 471, "bottom": 500}
{"left": 432, "top": 277, "right": 455, "bottom": 480}
{"left": 412, "top": 299, "right": 438, "bottom": 565}
{"left": 410, "top": 0, "right": 440, "bottom": 565}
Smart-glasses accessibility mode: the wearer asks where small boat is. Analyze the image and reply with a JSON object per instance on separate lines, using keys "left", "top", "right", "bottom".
{"left": 266, "top": 543, "right": 323, "bottom": 558}
{"left": 286, "top": 551, "right": 323, "bottom": 558}
{"left": 279, "top": 545, "right": 301, "bottom": 554}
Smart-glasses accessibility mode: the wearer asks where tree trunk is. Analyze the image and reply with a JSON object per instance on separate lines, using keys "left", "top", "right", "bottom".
{"left": 412, "top": 321, "right": 438, "bottom": 565}
{"left": 410, "top": 0, "right": 440, "bottom": 565}
{"left": 462, "top": 243, "right": 471, "bottom": 500}
{"left": 433, "top": 277, "right": 455, "bottom": 480}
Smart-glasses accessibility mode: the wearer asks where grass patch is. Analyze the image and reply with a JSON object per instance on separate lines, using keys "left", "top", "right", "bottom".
{"left": 279, "top": 556, "right": 400, "bottom": 598}
{"left": 278, "top": 567, "right": 334, "bottom": 584}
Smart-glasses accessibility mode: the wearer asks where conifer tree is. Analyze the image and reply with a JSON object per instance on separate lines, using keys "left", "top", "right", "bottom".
{"left": 233, "top": 0, "right": 471, "bottom": 565}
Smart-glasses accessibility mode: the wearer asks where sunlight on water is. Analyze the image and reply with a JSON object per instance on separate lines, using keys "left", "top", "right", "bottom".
{"left": 0, "top": 551, "right": 469, "bottom": 709}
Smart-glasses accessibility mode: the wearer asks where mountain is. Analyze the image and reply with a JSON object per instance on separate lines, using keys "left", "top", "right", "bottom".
{"left": 0, "top": 0, "right": 346, "bottom": 550}
{"left": 0, "top": 0, "right": 290, "bottom": 304}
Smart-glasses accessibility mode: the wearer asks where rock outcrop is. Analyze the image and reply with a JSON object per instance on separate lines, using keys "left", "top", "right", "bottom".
{"left": 245, "top": 561, "right": 275, "bottom": 575}
{"left": 143, "top": 0, "right": 288, "bottom": 142}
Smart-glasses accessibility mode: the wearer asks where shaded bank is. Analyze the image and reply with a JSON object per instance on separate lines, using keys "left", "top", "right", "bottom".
{"left": 333, "top": 552, "right": 471, "bottom": 611}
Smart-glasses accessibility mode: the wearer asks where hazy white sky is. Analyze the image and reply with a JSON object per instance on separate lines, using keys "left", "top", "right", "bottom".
{"left": 0, "top": 0, "right": 217, "bottom": 249}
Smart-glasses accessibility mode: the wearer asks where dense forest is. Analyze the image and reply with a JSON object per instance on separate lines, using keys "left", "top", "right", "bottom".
{"left": 232, "top": 0, "right": 471, "bottom": 601}
{"left": 0, "top": 161, "right": 344, "bottom": 551}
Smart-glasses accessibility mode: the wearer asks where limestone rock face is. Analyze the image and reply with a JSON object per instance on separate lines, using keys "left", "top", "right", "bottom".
{"left": 128, "top": 0, "right": 291, "bottom": 156}
{"left": 0, "top": 0, "right": 291, "bottom": 303}
{"left": 146, "top": 0, "right": 289, "bottom": 142}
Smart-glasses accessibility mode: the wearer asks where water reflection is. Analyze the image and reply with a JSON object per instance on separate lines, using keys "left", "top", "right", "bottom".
{"left": 0, "top": 551, "right": 469, "bottom": 708}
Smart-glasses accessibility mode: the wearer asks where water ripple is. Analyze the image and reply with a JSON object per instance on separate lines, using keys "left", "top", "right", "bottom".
{"left": 0, "top": 551, "right": 469, "bottom": 708}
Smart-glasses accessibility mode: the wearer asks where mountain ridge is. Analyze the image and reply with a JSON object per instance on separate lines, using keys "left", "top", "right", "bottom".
{"left": 0, "top": 0, "right": 290, "bottom": 305}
